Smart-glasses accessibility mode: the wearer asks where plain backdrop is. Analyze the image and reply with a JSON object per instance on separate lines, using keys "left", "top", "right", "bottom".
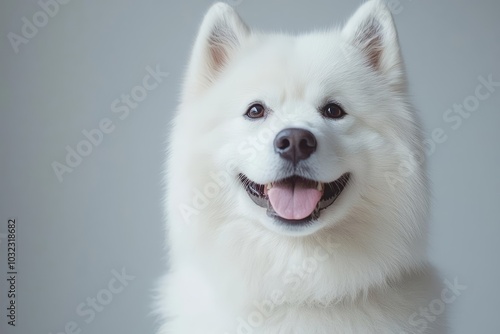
{"left": 1, "top": 1, "right": 499, "bottom": 333}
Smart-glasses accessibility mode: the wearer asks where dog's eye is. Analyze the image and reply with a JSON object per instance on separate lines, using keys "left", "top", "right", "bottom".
{"left": 245, "top": 104, "right": 266, "bottom": 119}
{"left": 321, "top": 102, "right": 346, "bottom": 119}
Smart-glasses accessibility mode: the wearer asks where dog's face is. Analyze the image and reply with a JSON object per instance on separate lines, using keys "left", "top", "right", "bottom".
{"left": 171, "top": 1, "right": 427, "bottom": 238}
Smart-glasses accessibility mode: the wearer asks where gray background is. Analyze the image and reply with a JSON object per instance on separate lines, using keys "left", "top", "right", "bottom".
{"left": 1, "top": 0, "right": 499, "bottom": 333}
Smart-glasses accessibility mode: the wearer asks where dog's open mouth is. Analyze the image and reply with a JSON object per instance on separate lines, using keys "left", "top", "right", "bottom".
{"left": 239, "top": 173, "right": 351, "bottom": 224}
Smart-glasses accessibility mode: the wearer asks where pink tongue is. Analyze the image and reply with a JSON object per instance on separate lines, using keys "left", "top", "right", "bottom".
{"left": 267, "top": 181, "right": 322, "bottom": 220}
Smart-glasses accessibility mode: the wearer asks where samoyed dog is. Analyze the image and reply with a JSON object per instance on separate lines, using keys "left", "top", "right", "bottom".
{"left": 157, "top": 1, "right": 445, "bottom": 333}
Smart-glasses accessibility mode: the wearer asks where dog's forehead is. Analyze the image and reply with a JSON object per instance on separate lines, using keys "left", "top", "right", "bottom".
{"left": 200, "top": 43, "right": 329, "bottom": 122}
{"left": 237, "top": 32, "right": 349, "bottom": 99}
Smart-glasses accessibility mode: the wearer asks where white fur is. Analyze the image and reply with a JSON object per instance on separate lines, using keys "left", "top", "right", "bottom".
{"left": 156, "top": 1, "right": 445, "bottom": 333}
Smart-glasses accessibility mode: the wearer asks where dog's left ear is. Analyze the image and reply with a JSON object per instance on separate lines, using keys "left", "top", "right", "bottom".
{"left": 342, "top": 0, "right": 405, "bottom": 87}
{"left": 182, "top": 3, "right": 250, "bottom": 100}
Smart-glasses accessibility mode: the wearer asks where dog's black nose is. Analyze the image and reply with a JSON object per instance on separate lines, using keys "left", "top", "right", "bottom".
{"left": 274, "top": 128, "right": 317, "bottom": 164}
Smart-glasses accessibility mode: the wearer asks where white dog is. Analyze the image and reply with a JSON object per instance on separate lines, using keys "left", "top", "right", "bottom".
{"left": 156, "top": 1, "right": 445, "bottom": 333}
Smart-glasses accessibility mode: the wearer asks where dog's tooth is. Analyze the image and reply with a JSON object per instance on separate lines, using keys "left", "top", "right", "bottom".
{"left": 317, "top": 182, "right": 324, "bottom": 191}
{"left": 267, "top": 183, "right": 273, "bottom": 190}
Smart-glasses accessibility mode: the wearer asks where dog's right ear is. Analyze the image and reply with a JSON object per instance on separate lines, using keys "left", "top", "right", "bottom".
{"left": 341, "top": 0, "right": 406, "bottom": 90}
{"left": 182, "top": 3, "right": 250, "bottom": 100}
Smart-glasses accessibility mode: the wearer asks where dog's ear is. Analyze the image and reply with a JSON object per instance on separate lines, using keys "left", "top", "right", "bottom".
{"left": 183, "top": 3, "right": 250, "bottom": 100}
{"left": 342, "top": 0, "right": 405, "bottom": 87}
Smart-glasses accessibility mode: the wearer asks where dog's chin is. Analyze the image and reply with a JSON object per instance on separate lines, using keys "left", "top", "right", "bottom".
{"left": 239, "top": 172, "right": 351, "bottom": 234}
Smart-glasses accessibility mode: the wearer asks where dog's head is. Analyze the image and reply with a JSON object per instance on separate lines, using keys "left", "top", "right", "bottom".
{"left": 169, "top": 0, "right": 428, "bottom": 241}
